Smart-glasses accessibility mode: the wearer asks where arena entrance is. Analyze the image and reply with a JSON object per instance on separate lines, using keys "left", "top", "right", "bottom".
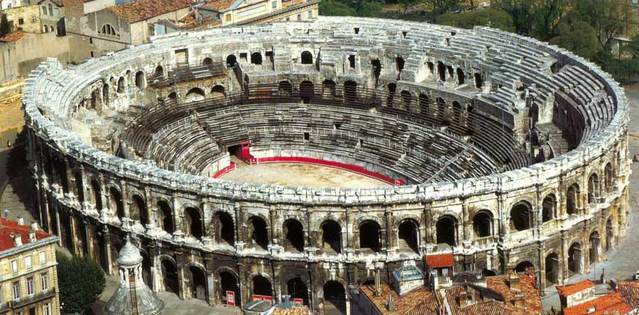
{"left": 219, "top": 271, "right": 241, "bottom": 307}
{"left": 161, "top": 259, "right": 179, "bottom": 295}
{"left": 323, "top": 281, "right": 346, "bottom": 315}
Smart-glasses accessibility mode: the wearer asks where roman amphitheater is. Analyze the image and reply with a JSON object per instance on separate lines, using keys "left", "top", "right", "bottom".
{"left": 23, "top": 16, "right": 630, "bottom": 314}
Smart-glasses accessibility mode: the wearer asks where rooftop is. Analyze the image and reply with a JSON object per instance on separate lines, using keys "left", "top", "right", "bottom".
{"left": 563, "top": 292, "right": 631, "bottom": 315}
{"left": 557, "top": 280, "right": 595, "bottom": 297}
{"left": 107, "top": 0, "right": 194, "bottom": 23}
{"left": 200, "top": 0, "right": 235, "bottom": 12}
{"left": 617, "top": 280, "right": 639, "bottom": 310}
{"left": 424, "top": 253, "right": 454, "bottom": 268}
{"left": 359, "top": 283, "right": 439, "bottom": 314}
{"left": 0, "top": 31, "right": 25, "bottom": 43}
{"left": 0, "top": 217, "right": 51, "bottom": 252}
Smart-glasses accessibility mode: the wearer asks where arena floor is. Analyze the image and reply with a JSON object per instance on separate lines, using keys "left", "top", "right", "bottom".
{"left": 219, "top": 162, "right": 390, "bottom": 188}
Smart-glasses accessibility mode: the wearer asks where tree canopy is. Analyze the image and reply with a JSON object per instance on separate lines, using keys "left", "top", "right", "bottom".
{"left": 57, "top": 252, "right": 106, "bottom": 314}
{"left": 549, "top": 20, "right": 600, "bottom": 59}
{"left": 438, "top": 8, "right": 515, "bottom": 32}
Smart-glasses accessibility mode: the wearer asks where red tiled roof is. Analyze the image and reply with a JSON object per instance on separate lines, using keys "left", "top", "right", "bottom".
{"left": 424, "top": 253, "right": 454, "bottom": 268}
{"left": 108, "top": 0, "right": 194, "bottom": 23}
{"left": 557, "top": 280, "right": 595, "bottom": 297}
{"left": 563, "top": 292, "right": 632, "bottom": 315}
{"left": 200, "top": 0, "right": 236, "bottom": 12}
{"left": 0, "top": 31, "right": 25, "bottom": 43}
{"left": 618, "top": 280, "right": 639, "bottom": 309}
{"left": 0, "top": 218, "right": 50, "bottom": 252}
{"left": 486, "top": 274, "right": 543, "bottom": 315}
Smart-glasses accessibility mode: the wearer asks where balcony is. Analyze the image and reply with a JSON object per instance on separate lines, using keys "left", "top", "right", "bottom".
{"left": 9, "top": 288, "right": 56, "bottom": 310}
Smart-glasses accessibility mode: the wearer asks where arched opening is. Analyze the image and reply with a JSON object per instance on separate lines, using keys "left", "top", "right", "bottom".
{"left": 545, "top": 253, "right": 559, "bottom": 284}
{"left": 482, "top": 269, "right": 497, "bottom": 277}
{"left": 220, "top": 271, "right": 241, "bottom": 307}
{"left": 214, "top": 212, "right": 234, "bottom": 246}
{"left": 606, "top": 218, "right": 614, "bottom": 251}
{"left": 161, "top": 259, "right": 179, "bottom": 294}
{"left": 252, "top": 275, "right": 273, "bottom": 299}
{"left": 211, "top": 85, "right": 225, "bottom": 99}
{"left": 321, "top": 220, "right": 342, "bottom": 254}
{"left": 226, "top": 55, "right": 237, "bottom": 67}
{"left": 452, "top": 101, "right": 462, "bottom": 124}
{"left": 158, "top": 200, "right": 174, "bottom": 234}
{"left": 301, "top": 51, "right": 313, "bottom": 64}
{"left": 436, "top": 97, "right": 446, "bottom": 121}
{"left": 604, "top": 163, "right": 613, "bottom": 193}
{"left": 419, "top": 93, "right": 430, "bottom": 114}
{"left": 568, "top": 242, "right": 582, "bottom": 274}
{"left": 474, "top": 73, "right": 483, "bottom": 88}
{"left": 542, "top": 194, "right": 556, "bottom": 222}
{"left": 386, "top": 83, "right": 396, "bottom": 107}
{"left": 514, "top": 261, "right": 535, "bottom": 274}
{"left": 436, "top": 216, "right": 457, "bottom": 247}
{"left": 283, "top": 219, "right": 304, "bottom": 253}
{"left": 140, "top": 251, "right": 152, "bottom": 286}
{"left": 323, "top": 281, "right": 346, "bottom": 315}
{"left": 371, "top": 59, "right": 381, "bottom": 86}
{"left": 135, "top": 71, "right": 145, "bottom": 89}
{"left": 510, "top": 201, "right": 532, "bottom": 231}
{"left": 322, "top": 80, "right": 336, "bottom": 96}
{"left": 117, "top": 77, "right": 125, "bottom": 93}
{"left": 189, "top": 266, "right": 207, "bottom": 300}
{"left": 73, "top": 172, "right": 84, "bottom": 203}
{"left": 397, "top": 219, "right": 419, "bottom": 253}
{"left": 395, "top": 56, "right": 405, "bottom": 78}
{"left": 184, "top": 207, "right": 203, "bottom": 239}
{"left": 250, "top": 52, "right": 262, "bottom": 65}
{"left": 185, "top": 88, "right": 205, "bottom": 102}
{"left": 359, "top": 220, "right": 381, "bottom": 253}
{"left": 456, "top": 68, "right": 465, "bottom": 85}
{"left": 89, "top": 89, "right": 100, "bottom": 109}
{"left": 472, "top": 211, "right": 492, "bottom": 238}
{"left": 287, "top": 278, "right": 309, "bottom": 305}
{"left": 109, "top": 187, "right": 124, "bottom": 219}
{"left": 102, "top": 84, "right": 109, "bottom": 105}
{"left": 53, "top": 159, "right": 69, "bottom": 193}
{"left": 278, "top": 81, "right": 292, "bottom": 96}
{"left": 343, "top": 80, "right": 357, "bottom": 104}
{"left": 168, "top": 92, "right": 177, "bottom": 100}
{"left": 300, "top": 81, "right": 314, "bottom": 103}
{"left": 400, "top": 90, "right": 412, "bottom": 109}
{"left": 589, "top": 231, "right": 600, "bottom": 264}
{"left": 588, "top": 173, "right": 600, "bottom": 203}
{"left": 91, "top": 179, "right": 102, "bottom": 210}
{"left": 427, "top": 61, "right": 435, "bottom": 75}
{"left": 154, "top": 65, "right": 164, "bottom": 78}
{"left": 248, "top": 216, "right": 269, "bottom": 250}
{"left": 202, "top": 57, "right": 213, "bottom": 66}
{"left": 437, "top": 62, "right": 446, "bottom": 81}
{"left": 131, "top": 195, "right": 148, "bottom": 226}
{"left": 567, "top": 184, "right": 580, "bottom": 215}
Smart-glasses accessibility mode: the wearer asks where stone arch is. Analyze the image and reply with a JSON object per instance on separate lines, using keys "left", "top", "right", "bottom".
{"left": 154, "top": 65, "right": 164, "bottom": 78}
{"left": 131, "top": 194, "right": 148, "bottom": 226}
{"left": 400, "top": 90, "right": 412, "bottom": 109}
{"left": 299, "top": 80, "right": 314, "bottom": 103}
{"left": 185, "top": 87, "right": 205, "bottom": 102}
{"left": 213, "top": 211, "right": 234, "bottom": 246}
{"left": 252, "top": 275, "right": 273, "bottom": 299}
{"left": 371, "top": 59, "right": 381, "bottom": 85}
{"left": 117, "top": 77, "right": 125, "bottom": 93}
{"left": 167, "top": 92, "right": 177, "bottom": 100}
{"left": 157, "top": 199, "right": 174, "bottom": 233}
{"left": 287, "top": 277, "right": 309, "bottom": 305}
{"left": 395, "top": 56, "right": 405, "bottom": 73}
{"left": 109, "top": 186, "right": 124, "bottom": 219}
{"left": 604, "top": 162, "right": 614, "bottom": 193}
{"left": 188, "top": 265, "right": 207, "bottom": 300}
{"left": 514, "top": 260, "right": 535, "bottom": 274}
{"left": 542, "top": 194, "right": 556, "bottom": 222}
{"left": 436, "top": 215, "right": 457, "bottom": 246}
{"left": 588, "top": 173, "right": 600, "bottom": 203}
{"left": 567, "top": 183, "right": 580, "bottom": 215}
{"left": 568, "top": 242, "right": 582, "bottom": 274}
{"left": 247, "top": 215, "right": 269, "bottom": 250}
{"left": 510, "top": 201, "right": 532, "bottom": 231}
{"left": 134, "top": 71, "right": 145, "bottom": 89}
{"left": 343, "top": 80, "right": 357, "bottom": 104}
{"left": 160, "top": 257, "right": 179, "bottom": 295}
{"left": 456, "top": 68, "right": 465, "bottom": 85}
{"left": 452, "top": 101, "right": 462, "bottom": 124}
{"left": 250, "top": 52, "right": 263, "bottom": 65}
{"left": 589, "top": 231, "right": 600, "bottom": 263}
{"left": 419, "top": 93, "right": 430, "bottom": 114}
{"left": 474, "top": 73, "right": 483, "bottom": 88}
{"left": 301, "top": 51, "right": 313, "bottom": 64}
{"left": 545, "top": 252, "right": 559, "bottom": 284}
{"left": 211, "top": 85, "right": 225, "bottom": 99}
{"left": 90, "top": 178, "right": 102, "bottom": 210}
{"left": 436, "top": 97, "right": 446, "bottom": 120}
{"left": 322, "top": 79, "right": 336, "bottom": 96}
{"left": 219, "top": 270, "right": 241, "bottom": 307}
{"left": 472, "top": 210, "right": 492, "bottom": 238}
{"left": 397, "top": 218, "right": 419, "bottom": 253}
{"left": 283, "top": 219, "right": 304, "bottom": 253}
{"left": 278, "top": 80, "right": 292, "bottom": 96}
{"left": 359, "top": 220, "right": 381, "bottom": 252}
{"left": 184, "top": 206, "right": 204, "bottom": 239}
{"left": 226, "top": 54, "right": 237, "bottom": 67}
{"left": 202, "top": 57, "right": 213, "bottom": 66}
{"left": 437, "top": 61, "right": 446, "bottom": 81}
{"left": 323, "top": 281, "right": 346, "bottom": 315}
{"left": 386, "top": 83, "right": 397, "bottom": 106}
{"left": 102, "top": 83, "right": 109, "bottom": 105}
{"left": 320, "top": 219, "right": 342, "bottom": 254}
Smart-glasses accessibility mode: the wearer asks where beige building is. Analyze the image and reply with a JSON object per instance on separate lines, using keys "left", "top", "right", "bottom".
{"left": 198, "top": 0, "right": 318, "bottom": 27}
{"left": 1, "top": 0, "right": 63, "bottom": 34}
{"left": 0, "top": 218, "right": 59, "bottom": 315}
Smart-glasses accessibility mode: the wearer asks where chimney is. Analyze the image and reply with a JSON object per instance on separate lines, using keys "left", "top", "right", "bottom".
{"left": 508, "top": 273, "right": 520, "bottom": 288}
{"left": 12, "top": 234, "right": 22, "bottom": 247}
{"left": 17, "top": 217, "right": 24, "bottom": 225}
{"left": 30, "top": 222, "right": 39, "bottom": 231}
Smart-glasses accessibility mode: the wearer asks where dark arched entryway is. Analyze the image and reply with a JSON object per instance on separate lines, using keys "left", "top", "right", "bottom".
{"left": 397, "top": 219, "right": 419, "bottom": 253}
{"left": 589, "top": 231, "right": 600, "bottom": 264}
{"left": 161, "top": 259, "right": 179, "bottom": 295}
{"left": 287, "top": 277, "right": 309, "bottom": 305}
{"left": 283, "top": 219, "right": 304, "bottom": 253}
{"left": 510, "top": 201, "right": 532, "bottom": 231}
{"left": 219, "top": 271, "right": 241, "bottom": 307}
{"left": 252, "top": 275, "right": 273, "bottom": 300}
{"left": 300, "top": 81, "right": 314, "bottom": 103}
{"left": 189, "top": 266, "right": 207, "bottom": 300}
{"left": 359, "top": 220, "right": 381, "bottom": 253}
{"left": 472, "top": 211, "right": 492, "bottom": 238}
{"left": 436, "top": 216, "right": 457, "bottom": 247}
{"left": 214, "top": 211, "right": 235, "bottom": 246}
{"left": 514, "top": 261, "right": 535, "bottom": 274}
{"left": 545, "top": 253, "right": 559, "bottom": 285}
{"left": 248, "top": 216, "right": 269, "bottom": 250}
{"left": 321, "top": 220, "right": 342, "bottom": 254}
{"left": 568, "top": 242, "right": 582, "bottom": 275}
{"left": 323, "top": 281, "right": 346, "bottom": 315}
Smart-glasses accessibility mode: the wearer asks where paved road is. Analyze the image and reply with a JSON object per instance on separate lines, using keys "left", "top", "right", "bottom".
{"left": 542, "top": 84, "right": 639, "bottom": 312}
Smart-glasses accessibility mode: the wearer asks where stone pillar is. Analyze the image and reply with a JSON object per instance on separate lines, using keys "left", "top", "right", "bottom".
{"left": 176, "top": 251, "right": 186, "bottom": 299}
{"left": 104, "top": 228, "right": 113, "bottom": 275}
{"left": 98, "top": 174, "right": 108, "bottom": 212}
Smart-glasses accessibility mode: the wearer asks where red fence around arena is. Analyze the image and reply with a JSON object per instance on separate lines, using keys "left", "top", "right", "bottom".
{"left": 212, "top": 162, "right": 236, "bottom": 178}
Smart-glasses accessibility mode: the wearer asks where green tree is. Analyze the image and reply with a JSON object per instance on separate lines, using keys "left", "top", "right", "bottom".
{"left": 570, "top": 0, "right": 637, "bottom": 50}
{"left": 319, "top": 0, "right": 357, "bottom": 16}
{"left": 549, "top": 20, "right": 600, "bottom": 59}
{"left": 398, "top": 0, "right": 423, "bottom": 14}
{"left": 57, "top": 252, "right": 106, "bottom": 314}
{"left": 319, "top": 0, "right": 383, "bottom": 17}
{"left": 437, "top": 8, "right": 515, "bottom": 32}
{"left": 425, "top": 0, "right": 462, "bottom": 16}
{"left": 0, "top": 14, "right": 10, "bottom": 37}
{"left": 624, "top": 36, "right": 639, "bottom": 59}
{"left": 491, "top": 0, "right": 568, "bottom": 39}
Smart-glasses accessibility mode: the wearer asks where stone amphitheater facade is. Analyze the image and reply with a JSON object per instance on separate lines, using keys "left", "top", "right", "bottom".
{"left": 23, "top": 17, "right": 630, "bottom": 314}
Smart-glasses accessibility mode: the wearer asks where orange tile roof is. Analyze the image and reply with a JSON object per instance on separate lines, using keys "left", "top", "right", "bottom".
{"left": 108, "top": 0, "right": 194, "bottom": 23}
{"left": 0, "top": 31, "right": 25, "bottom": 43}
{"left": 485, "top": 274, "right": 543, "bottom": 315}
{"left": 424, "top": 253, "right": 454, "bottom": 268}
{"left": 563, "top": 292, "right": 632, "bottom": 315}
{"left": 200, "top": 0, "right": 236, "bottom": 12}
{"left": 557, "top": 280, "right": 595, "bottom": 297}
{"left": 359, "top": 283, "right": 439, "bottom": 314}
{"left": 618, "top": 280, "right": 639, "bottom": 310}
{"left": 0, "top": 218, "right": 51, "bottom": 252}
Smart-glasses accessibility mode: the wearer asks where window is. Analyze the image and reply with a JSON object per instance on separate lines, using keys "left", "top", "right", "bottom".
{"left": 18, "top": 18, "right": 24, "bottom": 25}
{"left": 44, "top": 25, "right": 48, "bottom": 33}
{"left": 272, "top": 1, "right": 277, "bottom": 8}
{"left": 12, "top": 281, "right": 20, "bottom": 300}
{"left": 48, "top": 4, "right": 53, "bottom": 15}
{"left": 101, "top": 24, "right": 117, "bottom": 36}
{"left": 307, "top": 10, "right": 312, "bottom": 18}
{"left": 31, "top": 16, "right": 36, "bottom": 23}
{"left": 24, "top": 256, "right": 32, "bottom": 270}
{"left": 39, "top": 252, "right": 46, "bottom": 265}
{"left": 297, "top": 14, "right": 301, "bottom": 21}
{"left": 26, "top": 277, "right": 34, "bottom": 295}
{"left": 11, "top": 260, "right": 18, "bottom": 273}
{"left": 29, "top": 308, "right": 35, "bottom": 315}
{"left": 225, "top": 14, "right": 232, "bottom": 22}
{"left": 41, "top": 273, "right": 49, "bottom": 291}
{"left": 42, "top": 5, "right": 47, "bottom": 15}
{"left": 43, "top": 303, "right": 51, "bottom": 315}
